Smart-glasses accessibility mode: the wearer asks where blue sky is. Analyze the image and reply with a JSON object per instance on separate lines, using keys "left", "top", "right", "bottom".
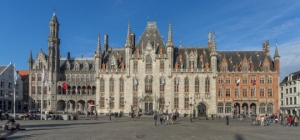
{"left": 0, "top": 0, "right": 299, "bottom": 80}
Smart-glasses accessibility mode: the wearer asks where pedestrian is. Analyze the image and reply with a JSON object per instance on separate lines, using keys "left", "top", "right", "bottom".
{"left": 294, "top": 115, "right": 299, "bottom": 127}
{"left": 160, "top": 114, "right": 163, "bottom": 125}
{"left": 154, "top": 113, "right": 158, "bottom": 126}
{"left": 226, "top": 115, "right": 229, "bottom": 125}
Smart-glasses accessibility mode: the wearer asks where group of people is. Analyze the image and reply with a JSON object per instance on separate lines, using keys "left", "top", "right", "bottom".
{"left": 154, "top": 112, "right": 179, "bottom": 126}
{"left": 285, "top": 114, "right": 299, "bottom": 127}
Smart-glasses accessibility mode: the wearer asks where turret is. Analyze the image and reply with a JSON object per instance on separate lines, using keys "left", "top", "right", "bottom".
{"left": 104, "top": 34, "right": 109, "bottom": 52}
{"left": 95, "top": 34, "right": 102, "bottom": 78}
{"left": 166, "top": 20, "right": 174, "bottom": 77}
{"left": 208, "top": 31, "right": 217, "bottom": 78}
{"left": 125, "top": 20, "right": 131, "bottom": 77}
{"left": 273, "top": 42, "right": 280, "bottom": 74}
{"left": 28, "top": 50, "right": 33, "bottom": 70}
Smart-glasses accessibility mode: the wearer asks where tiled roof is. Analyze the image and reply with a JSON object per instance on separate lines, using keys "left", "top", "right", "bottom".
{"left": 281, "top": 70, "right": 300, "bottom": 83}
{"left": 0, "top": 66, "right": 7, "bottom": 74}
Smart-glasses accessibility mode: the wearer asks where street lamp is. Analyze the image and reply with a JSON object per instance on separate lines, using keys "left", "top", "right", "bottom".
{"left": 106, "top": 96, "right": 113, "bottom": 121}
{"left": 189, "top": 97, "right": 194, "bottom": 122}
{"left": 5, "top": 92, "right": 17, "bottom": 119}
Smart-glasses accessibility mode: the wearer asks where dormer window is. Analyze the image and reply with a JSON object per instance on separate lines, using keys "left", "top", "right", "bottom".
{"left": 222, "top": 64, "right": 227, "bottom": 72}
{"left": 263, "top": 63, "right": 269, "bottom": 72}
{"left": 111, "top": 57, "right": 116, "bottom": 69}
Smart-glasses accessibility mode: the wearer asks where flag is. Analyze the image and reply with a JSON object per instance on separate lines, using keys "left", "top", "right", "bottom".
{"left": 133, "top": 77, "right": 138, "bottom": 85}
{"left": 13, "top": 66, "right": 18, "bottom": 84}
{"left": 175, "top": 76, "right": 180, "bottom": 85}
{"left": 236, "top": 78, "right": 240, "bottom": 86}
{"left": 42, "top": 67, "right": 48, "bottom": 86}
{"left": 252, "top": 80, "right": 256, "bottom": 85}
{"left": 62, "top": 82, "right": 67, "bottom": 90}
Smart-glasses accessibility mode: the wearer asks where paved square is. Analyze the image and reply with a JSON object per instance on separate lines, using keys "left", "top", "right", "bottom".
{"left": 1, "top": 116, "right": 299, "bottom": 140}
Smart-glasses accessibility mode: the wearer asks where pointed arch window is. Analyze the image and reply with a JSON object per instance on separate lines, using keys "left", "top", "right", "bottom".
{"left": 76, "top": 75, "right": 80, "bottom": 82}
{"left": 174, "top": 77, "right": 179, "bottom": 93}
{"left": 205, "top": 77, "right": 210, "bottom": 97}
{"left": 133, "top": 61, "right": 138, "bottom": 73}
{"left": 81, "top": 75, "right": 85, "bottom": 81}
{"left": 100, "top": 93, "right": 105, "bottom": 108}
{"left": 145, "top": 75, "right": 152, "bottom": 93}
{"left": 184, "top": 77, "right": 189, "bottom": 93}
{"left": 225, "top": 103, "right": 232, "bottom": 113}
{"left": 37, "top": 74, "right": 42, "bottom": 81}
{"left": 109, "top": 78, "right": 114, "bottom": 93}
{"left": 100, "top": 78, "right": 105, "bottom": 93}
{"left": 217, "top": 102, "right": 223, "bottom": 113}
{"left": 119, "top": 78, "right": 124, "bottom": 93}
{"left": 195, "top": 78, "right": 200, "bottom": 93}
{"left": 259, "top": 103, "right": 266, "bottom": 114}
{"left": 146, "top": 55, "right": 152, "bottom": 73}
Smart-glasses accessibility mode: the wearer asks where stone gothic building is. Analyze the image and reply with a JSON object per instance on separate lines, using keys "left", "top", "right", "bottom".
{"left": 28, "top": 13, "right": 280, "bottom": 117}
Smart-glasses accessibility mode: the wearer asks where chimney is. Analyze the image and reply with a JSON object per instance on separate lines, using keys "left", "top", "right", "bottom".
{"left": 131, "top": 33, "right": 135, "bottom": 49}
{"left": 104, "top": 34, "right": 109, "bottom": 52}
{"left": 67, "top": 52, "right": 70, "bottom": 60}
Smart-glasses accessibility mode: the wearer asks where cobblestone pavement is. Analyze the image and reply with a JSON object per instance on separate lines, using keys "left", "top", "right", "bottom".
{"left": 0, "top": 116, "right": 299, "bottom": 140}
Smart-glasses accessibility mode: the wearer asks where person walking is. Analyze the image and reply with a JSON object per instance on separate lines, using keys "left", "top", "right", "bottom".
{"left": 159, "top": 114, "right": 163, "bottom": 125}
{"left": 154, "top": 113, "right": 158, "bottom": 126}
{"left": 293, "top": 115, "right": 299, "bottom": 127}
{"left": 226, "top": 115, "right": 229, "bottom": 125}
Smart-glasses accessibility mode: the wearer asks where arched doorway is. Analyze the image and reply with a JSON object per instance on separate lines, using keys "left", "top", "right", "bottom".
{"left": 234, "top": 103, "right": 240, "bottom": 115}
{"left": 198, "top": 103, "right": 206, "bottom": 117}
{"left": 57, "top": 100, "right": 65, "bottom": 111}
{"left": 144, "top": 96, "right": 153, "bottom": 114}
{"left": 242, "top": 103, "right": 248, "bottom": 115}
{"left": 250, "top": 103, "right": 256, "bottom": 115}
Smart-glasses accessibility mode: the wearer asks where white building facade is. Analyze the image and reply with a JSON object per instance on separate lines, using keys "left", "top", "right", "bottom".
{"left": 280, "top": 71, "right": 300, "bottom": 116}
{"left": 0, "top": 63, "right": 23, "bottom": 113}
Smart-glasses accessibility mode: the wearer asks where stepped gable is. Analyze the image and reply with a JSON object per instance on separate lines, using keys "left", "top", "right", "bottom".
{"left": 217, "top": 51, "right": 274, "bottom": 72}
{"left": 134, "top": 21, "right": 165, "bottom": 54}
{"left": 174, "top": 47, "right": 210, "bottom": 68}
{"left": 103, "top": 48, "right": 126, "bottom": 69}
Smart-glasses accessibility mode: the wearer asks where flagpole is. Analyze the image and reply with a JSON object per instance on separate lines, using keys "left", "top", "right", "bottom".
{"left": 41, "top": 67, "right": 44, "bottom": 120}
{"left": 14, "top": 82, "right": 16, "bottom": 120}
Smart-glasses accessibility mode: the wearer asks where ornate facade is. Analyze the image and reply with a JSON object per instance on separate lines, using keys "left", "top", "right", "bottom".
{"left": 28, "top": 13, "right": 280, "bottom": 117}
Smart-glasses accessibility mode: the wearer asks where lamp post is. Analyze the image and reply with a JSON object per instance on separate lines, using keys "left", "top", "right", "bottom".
{"left": 189, "top": 97, "right": 194, "bottom": 122}
{"left": 5, "top": 92, "right": 17, "bottom": 119}
{"left": 106, "top": 96, "right": 112, "bottom": 121}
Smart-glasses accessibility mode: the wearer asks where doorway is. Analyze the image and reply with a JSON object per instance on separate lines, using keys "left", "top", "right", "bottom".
{"left": 198, "top": 103, "right": 206, "bottom": 117}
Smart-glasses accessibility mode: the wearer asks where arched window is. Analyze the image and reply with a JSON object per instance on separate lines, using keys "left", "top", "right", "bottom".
{"left": 145, "top": 55, "right": 152, "bottom": 73}
{"left": 76, "top": 75, "right": 80, "bottom": 81}
{"left": 81, "top": 75, "right": 85, "bottom": 81}
{"left": 225, "top": 103, "right": 231, "bottom": 113}
{"left": 109, "top": 78, "right": 114, "bottom": 93}
{"left": 100, "top": 78, "right": 105, "bottom": 93}
{"left": 217, "top": 103, "right": 223, "bottom": 114}
{"left": 100, "top": 93, "right": 105, "bottom": 108}
{"left": 119, "top": 78, "right": 124, "bottom": 93}
{"left": 86, "top": 75, "right": 90, "bottom": 81}
{"left": 91, "top": 75, "right": 95, "bottom": 82}
{"left": 259, "top": 103, "right": 266, "bottom": 114}
{"left": 267, "top": 103, "right": 273, "bottom": 114}
{"left": 205, "top": 77, "right": 210, "bottom": 97}
{"left": 195, "top": 78, "right": 200, "bottom": 97}
{"left": 160, "top": 77, "right": 165, "bottom": 92}
{"left": 71, "top": 75, "right": 75, "bottom": 81}
{"left": 184, "top": 77, "right": 189, "bottom": 92}
{"left": 145, "top": 75, "right": 152, "bottom": 93}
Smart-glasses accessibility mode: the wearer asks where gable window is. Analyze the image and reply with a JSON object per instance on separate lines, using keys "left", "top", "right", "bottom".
{"left": 263, "top": 63, "right": 269, "bottom": 72}
{"left": 222, "top": 65, "right": 227, "bottom": 72}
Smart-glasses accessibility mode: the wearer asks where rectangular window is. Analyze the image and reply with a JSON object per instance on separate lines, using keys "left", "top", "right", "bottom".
{"left": 243, "top": 77, "right": 247, "bottom": 84}
{"left": 260, "top": 77, "right": 264, "bottom": 84}
{"left": 243, "top": 89, "right": 247, "bottom": 97}
{"left": 37, "top": 86, "right": 41, "bottom": 94}
{"left": 218, "top": 88, "right": 222, "bottom": 97}
{"left": 281, "top": 100, "right": 283, "bottom": 105}
{"left": 218, "top": 78, "right": 223, "bottom": 85}
{"left": 184, "top": 84, "right": 189, "bottom": 92}
{"left": 251, "top": 88, "right": 255, "bottom": 97}
{"left": 250, "top": 77, "right": 255, "bottom": 85}
{"left": 235, "top": 88, "right": 239, "bottom": 97}
{"left": 32, "top": 76, "right": 36, "bottom": 81}
{"left": 100, "top": 94, "right": 105, "bottom": 108}
{"left": 133, "top": 95, "right": 138, "bottom": 108}
{"left": 133, "top": 61, "right": 138, "bottom": 73}
{"left": 268, "top": 89, "right": 273, "bottom": 97}
{"left": 226, "top": 77, "right": 230, "bottom": 84}
{"left": 160, "top": 85, "right": 165, "bottom": 92}
{"left": 32, "top": 86, "right": 36, "bottom": 94}
{"left": 160, "top": 61, "right": 164, "bottom": 72}
{"left": 8, "top": 83, "right": 12, "bottom": 89}
{"left": 174, "top": 84, "right": 179, "bottom": 93}
{"left": 0, "top": 81, "right": 4, "bottom": 88}
{"left": 260, "top": 89, "right": 264, "bottom": 97}
{"left": 290, "top": 88, "right": 292, "bottom": 93}
{"left": 294, "top": 97, "right": 297, "bottom": 105}
{"left": 226, "top": 88, "right": 230, "bottom": 97}
{"left": 286, "top": 98, "right": 288, "bottom": 105}
{"left": 286, "top": 89, "right": 288, "bottom": 94}
{"left": 294, "top": 87, "right": 297, "bottom": 93}
{"left": 195, "top": 84, "right": 199, "bottom": 93}
{"left": 184, "top": 96, "right": 189, "bottom": 109}
{"left": 281, "top": 93, "right": 283, "bottom": 99}
{"left": 290, "top": 97, "right": 292, "bottom": 105}
{"left": 267, "top": 77, "right": 273, "bottom": 84}
{"left": 119, "top": 95, "right": 124, "bottom": 108}
{"left": 133, "top": 85, "right": 138, "bottom": 92}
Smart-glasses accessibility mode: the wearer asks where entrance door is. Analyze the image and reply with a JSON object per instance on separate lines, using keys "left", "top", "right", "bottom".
{"left": 198, "top": 103, "right": 206, "bottom": 117}
{"left": 144, "top": 96, "right": 153, "bottom": 115}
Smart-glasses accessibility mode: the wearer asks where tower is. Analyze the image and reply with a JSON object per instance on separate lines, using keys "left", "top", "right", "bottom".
{"left": 208, "top": 31, "right": 217, "bottom": 78}
{"left": 47, "top": 12, "right": 61, "bottom": 111}
{"left": 274, "top": 42, "right": 280, "bottom": 74}
{"left": 166, "top": 20, "right": 174, "bottom": 77}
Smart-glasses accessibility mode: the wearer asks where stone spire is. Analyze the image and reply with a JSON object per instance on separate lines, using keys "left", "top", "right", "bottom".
{"left": 29, "top": 50, "right": 32, "bottom": 61}
{"left": 51, "top": 12, "right": 58, "bottom": 22}
{"left": 166, "top": 20, "right": 173, "bottom": 47}
{"left": 97, "top": 34, "right": 101, "bottom": 52}
{"left": 125, "top": 20, "right": 131, "bottom": 47}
